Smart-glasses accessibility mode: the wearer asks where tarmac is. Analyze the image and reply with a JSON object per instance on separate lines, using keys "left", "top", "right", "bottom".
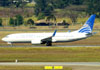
{"left": 0, "top": 62, "right": 100, "bottom": 66}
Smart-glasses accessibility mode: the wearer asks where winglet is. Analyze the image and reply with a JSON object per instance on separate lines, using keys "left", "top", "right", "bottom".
{"left": 52, "top": 30, "right": 57, "bottom": 37}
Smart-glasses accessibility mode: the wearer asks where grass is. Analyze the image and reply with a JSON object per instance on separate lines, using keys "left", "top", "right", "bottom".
{"left": 0, "top": 66, "right": 72, "bottom": 70}
{"left": 0, "top": 66, "right": 43, "bottom": 70}
{"left": 0, "top": 47, "right": 100, "bottom": 62}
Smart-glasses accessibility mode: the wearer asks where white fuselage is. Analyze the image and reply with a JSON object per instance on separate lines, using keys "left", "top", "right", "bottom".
{"left": 2, "top": 31, "right": 88, "bottom": 44}
{"left": 2, "top": 15, "right": 95, "bottom": 45}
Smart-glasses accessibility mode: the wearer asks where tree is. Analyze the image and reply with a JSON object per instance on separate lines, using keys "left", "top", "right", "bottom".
{"left": 0, "top": 18, "right": 2, "bottom": 26}
{"left": 27, "top": 19, "right": 34, "bottom": 26}
{"left": 86, "top": 0, "right": 96, "bottom": 15}
{"left": 51, "top": 0, "right": 69, "bottom": 9}
{"left": 86, "top": 0, "right": 100, "bottom": 17}
{"left": 0, "top": 0, "right": 11, "bottom": 6}
{"left": 15, "top": 1, "right": 22, "bottom": 8}
{"left": 62, "top": 20, "right": 67, "bottom": 25}
{"left": 46, "top": 14, "right": 56, "bottom": 26}
{"left": 46, "top": 14, "right": 56, "bottom": 22}
{"left": 29, "top": 0, "right": 32, "bottom": 3}
{"left": 9, "top": 18, "right": 15, "bottom": 26}
{"left": 67, "top": 11, "right": 78, "bottom": 25}
{"left": 12, "top": 0, "right": 29, "bottom": 8}
{"left": 34, "top": 0, "right": 54, "bottom": 19}
{"left": 37, "top": 13, "right": 45, "bottom": 20}
{"left": 62, "top": 20, "right": 70, "bottom": 28}
{"left": 69, "top": 0, "right": 83, "bottom": 5}
{"left": 34, "top": 0, "right": 47, "bottom": 15}
{"left": 15, "top": 14, "right": 24, "bottom": 26}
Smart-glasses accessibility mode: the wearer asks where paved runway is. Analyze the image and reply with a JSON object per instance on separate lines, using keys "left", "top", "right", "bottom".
{"left": 0, "top": 45, "right": 100, "bottom": 47}
{"left": 58, "top": 45, "right": 100, "bottom": 47}
{"left": 0, "top": 62, "right": 100, "bottom": 66}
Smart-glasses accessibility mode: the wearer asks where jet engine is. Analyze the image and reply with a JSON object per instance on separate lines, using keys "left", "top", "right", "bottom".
{"left": 31, "top": 39, "right": 41, "bottom": 44}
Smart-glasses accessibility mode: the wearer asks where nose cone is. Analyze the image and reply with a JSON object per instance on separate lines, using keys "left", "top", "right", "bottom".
{"left": 2, "top": 38, "right": 6, "bottom": 41}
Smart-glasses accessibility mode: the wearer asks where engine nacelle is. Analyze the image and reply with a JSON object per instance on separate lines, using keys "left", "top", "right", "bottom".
{"left": 52, "top": 37, "right": 57, "bottom": 42}
{"left": 31, "top": 39, "right": 41, "bottom": 44}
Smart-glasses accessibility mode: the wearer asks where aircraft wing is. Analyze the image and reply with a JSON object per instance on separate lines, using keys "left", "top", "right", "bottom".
{"left": 41, "top": 30, "right": 57, "bottom": 43}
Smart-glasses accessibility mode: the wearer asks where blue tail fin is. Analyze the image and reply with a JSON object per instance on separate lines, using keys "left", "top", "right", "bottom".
{"left": 78, "top": 15, "right": 96, "bottom": 33}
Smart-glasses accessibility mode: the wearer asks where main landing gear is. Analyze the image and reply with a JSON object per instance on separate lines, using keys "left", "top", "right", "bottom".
{"left": 46, "top": 41, "right": 52, "bottom": 46}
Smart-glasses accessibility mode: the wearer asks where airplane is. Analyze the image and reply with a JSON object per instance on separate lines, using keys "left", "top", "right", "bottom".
{"left": 2, "top": 15, "right": 96, "bottom": 46}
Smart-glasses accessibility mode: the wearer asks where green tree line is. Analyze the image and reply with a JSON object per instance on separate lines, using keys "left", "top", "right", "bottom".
{"left": 0, "top": 0, "right": 32, "bottom": 7}
{"left": 0, "top": 0, "right": 100, "bottom": 17}
{"left": 34, "top": 0, "right": 100, "bottom": 18}
{"left": 9, "top": 14, "right": 34, "bottom": 26}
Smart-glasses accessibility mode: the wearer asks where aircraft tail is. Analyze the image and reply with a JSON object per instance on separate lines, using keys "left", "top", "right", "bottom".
{"left": 78, "top": 15, "right": 96, "bottom": 33}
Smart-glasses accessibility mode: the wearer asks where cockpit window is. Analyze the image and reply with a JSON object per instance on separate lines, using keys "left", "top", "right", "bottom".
{"left": 5, "top": 36, "right": 9, "bottom": 38}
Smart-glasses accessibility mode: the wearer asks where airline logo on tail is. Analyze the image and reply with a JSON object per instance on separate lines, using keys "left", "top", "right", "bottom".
{"left": 79, "top": 24, "right": 92, "bottom": 33}
{"left": 78, "top": 15, "right": 96, "bottom": 33}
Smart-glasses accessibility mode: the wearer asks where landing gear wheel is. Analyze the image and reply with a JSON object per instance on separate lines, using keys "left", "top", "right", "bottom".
{"left": 46, "top": 41, "right": 52, "bottom": 46}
